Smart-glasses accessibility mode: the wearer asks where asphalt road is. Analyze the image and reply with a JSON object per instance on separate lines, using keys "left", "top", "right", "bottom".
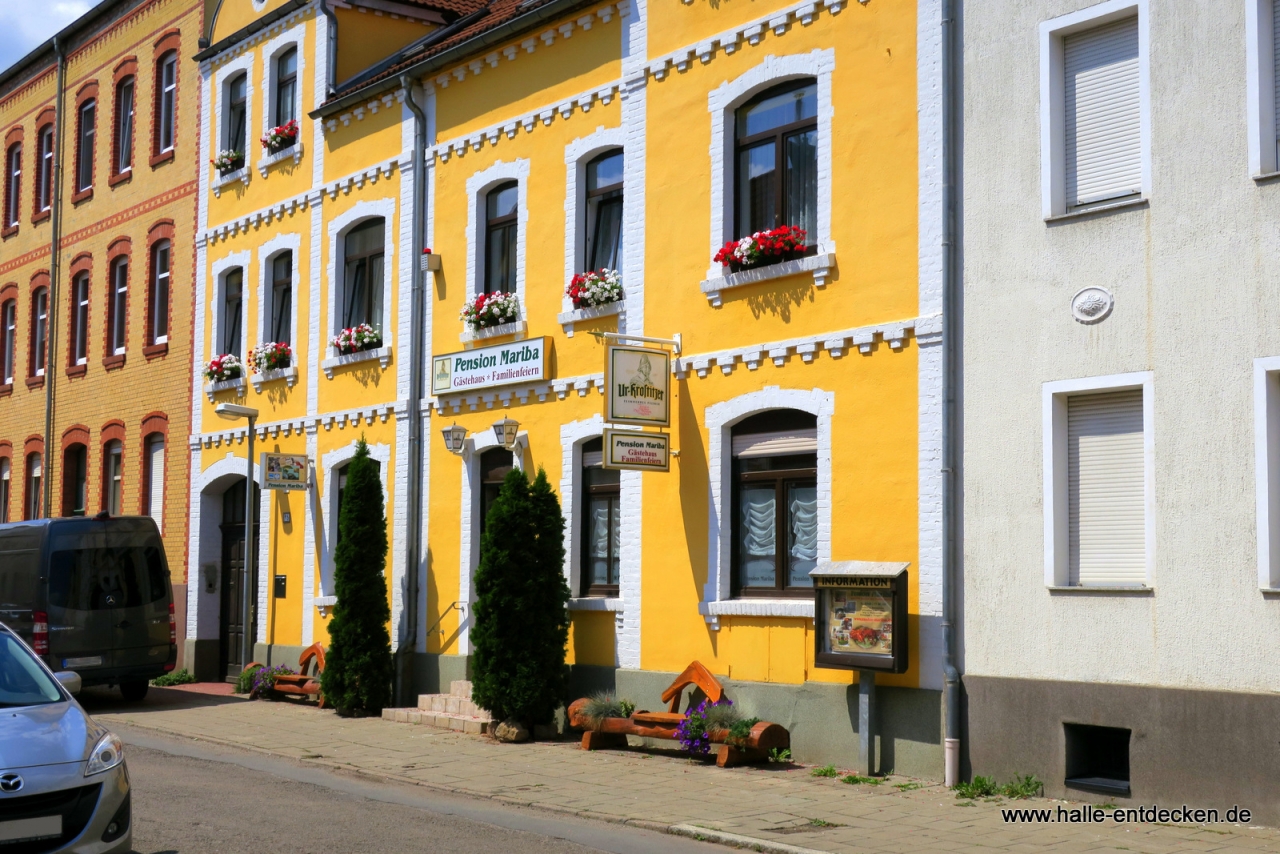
{"left": 117, "top": 726, "right": 726, "bottom": 854}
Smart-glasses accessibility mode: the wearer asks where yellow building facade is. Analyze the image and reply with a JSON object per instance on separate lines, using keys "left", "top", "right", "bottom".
{"left": 193, "top": 0, "right": 947, "bottom": 773}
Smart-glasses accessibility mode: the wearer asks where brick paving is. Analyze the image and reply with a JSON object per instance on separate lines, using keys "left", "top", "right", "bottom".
{"left": 91, "top": 688, "right": 1280, "bottom": 854}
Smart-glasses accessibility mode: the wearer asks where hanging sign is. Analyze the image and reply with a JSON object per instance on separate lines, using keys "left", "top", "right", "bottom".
{"left": 602, "top": 428, "right": 670, "bottom": 472}
{"left": 432, "top": 337, "right": 549, "bottom": 395}
{"left": 605, "top": 345, "right": 670, "bottom": 427}
{"left": 811, "top": 562, "right": 910, "bottom": 673}
{"left": 261, "top": 453, "right": 310, "bottom": 491}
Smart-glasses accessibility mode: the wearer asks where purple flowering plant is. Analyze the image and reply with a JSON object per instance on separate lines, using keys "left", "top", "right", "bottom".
{"left": 675, "top": 698, "right": 737, "bottom": 756}
{"left": 250, "top": 664, "right": 296, "bottom": 699}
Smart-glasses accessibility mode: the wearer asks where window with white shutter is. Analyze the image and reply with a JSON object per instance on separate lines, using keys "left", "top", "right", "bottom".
{"left": 1067, "top": 390, "right": 1145, "bottom": 586}
{"left": 1064, "top": 17, "right": 1141, "bottom": 209}
{"left": 145, "top": 436, "right": 164, "bottom": 527}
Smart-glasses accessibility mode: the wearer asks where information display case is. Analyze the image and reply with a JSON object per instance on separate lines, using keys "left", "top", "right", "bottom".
{"left": 811, "top": 561, "right": 909, "bottom": 673}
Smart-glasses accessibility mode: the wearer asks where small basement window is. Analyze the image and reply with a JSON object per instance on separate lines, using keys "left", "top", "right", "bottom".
{"left": 1064, "top": 723, "right": 1131, "bottom": 796}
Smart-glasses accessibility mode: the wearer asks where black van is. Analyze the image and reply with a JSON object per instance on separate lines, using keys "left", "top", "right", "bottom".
{"left": 0, "top": 515, "right": 176, "bottom": 700}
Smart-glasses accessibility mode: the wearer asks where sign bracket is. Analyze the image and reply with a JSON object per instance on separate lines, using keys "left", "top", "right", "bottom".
{"left": 601, "top": 331, "right": 681, "bottom": 356}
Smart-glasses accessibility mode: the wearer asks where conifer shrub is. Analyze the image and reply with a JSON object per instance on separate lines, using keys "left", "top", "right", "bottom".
{"left": 471, "top": 467, "right": 570, "bottom": 727}
{"left": 320, "top": 438, "right": 393, "bottom": 715}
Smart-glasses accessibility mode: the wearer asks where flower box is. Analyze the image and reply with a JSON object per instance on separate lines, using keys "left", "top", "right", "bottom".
{"left": 714, "top": 225, "right": 809, "bottom": 273}
{"left": 211, "top": 150, "right": 245, "bottom": 175}
{"left": 331, "top": 323, "right": 383, "bottom": 356}
{"left": 204, "top": 353, "right": 244, "bottom": 383}
{"left": 566, "top": 269, "right": 623, "bottom": 310}
{"left": 249, "top": 341, "right": 293, "bottom": 374}
{"left": 461, "top": 292, "right": 520, "bottom": 331}
{"left": 261, "top": 120, "right": 299, "bottom": 155}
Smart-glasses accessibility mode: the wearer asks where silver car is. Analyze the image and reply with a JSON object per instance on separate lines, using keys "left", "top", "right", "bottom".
{"left": 0, "top": 622, "right": 130, "bottom": 853}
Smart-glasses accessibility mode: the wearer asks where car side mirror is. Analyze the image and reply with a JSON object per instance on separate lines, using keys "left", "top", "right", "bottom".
{"left": 54, "top": 671, "right": 82, "bottom": 696}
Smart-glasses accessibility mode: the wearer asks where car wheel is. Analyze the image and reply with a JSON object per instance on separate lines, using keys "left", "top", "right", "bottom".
{"left": 119, "top": 680, "right": 149, "bottom": 702}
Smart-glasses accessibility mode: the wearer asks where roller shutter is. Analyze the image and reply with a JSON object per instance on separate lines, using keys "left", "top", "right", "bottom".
{"left": 1064, "top": 17, "right": 1141, "bottom": 208}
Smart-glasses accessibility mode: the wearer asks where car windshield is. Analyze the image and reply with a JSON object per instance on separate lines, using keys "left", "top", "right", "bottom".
{"left": 0, "top": 631, "right": 63, "bottom": 708}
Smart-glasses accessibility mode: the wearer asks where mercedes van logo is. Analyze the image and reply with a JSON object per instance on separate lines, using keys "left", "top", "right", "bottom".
{"left": 0, "top": 774, "right": 23, "bottom": 793}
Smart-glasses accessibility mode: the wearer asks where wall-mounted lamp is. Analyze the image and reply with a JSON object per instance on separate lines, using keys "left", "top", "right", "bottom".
{"left": 441, "top": 423, "right": 468, "bottom": 454}
{"left": 492, "top": 417, "right": 520, "bottom": 451}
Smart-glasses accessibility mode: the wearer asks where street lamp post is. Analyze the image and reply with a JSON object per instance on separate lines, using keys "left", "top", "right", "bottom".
{"left": 215, "top": 403, "right": 260, "bottom": 674}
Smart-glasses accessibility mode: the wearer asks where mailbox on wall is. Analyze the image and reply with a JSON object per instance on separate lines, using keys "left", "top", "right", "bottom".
{"left": 811, "top": 561, "right": 910, "bottom": 673}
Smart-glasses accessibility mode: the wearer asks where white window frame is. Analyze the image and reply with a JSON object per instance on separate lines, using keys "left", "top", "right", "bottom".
{"left": 1042, "top": 371, "right": 1155, "bottom": 588}
{"left": 563, "top": 128, "right": 626, "bottom": 303}
{"left": 143, "top": 433, "right": 165, "bottom": 531}
{"left": 158, "top": 52, "right": 178, "bottom": 154}
{"left": 326, "top": 198, "right": 395, "bottom": 351}
{"left": 6, "top": 142, "right": 20, "bottom": 227}
{"left": 1039, "top": 0, "right": 1150, "bottom": 218}
{"left": 214, "top": 56, "right": 254, "bottom": 158}
{"left": 72, "top": 274, "right": 89, "bottom": 365}
{"left": 150, "top": 239, "right": 170, "bottom": 345}
{"left": 1253, "top": 356, "right": 1280, "bottom": 589}
{"left": 1, "top": 300, "right": 14, "bottom": 384}
{"left": 706, "top": 50, "right": 835, "bottom": 279}
{"left": 209, "top": 250, "right": 250, "bottom": 361}
{"left": 317, "top": 440, "right": 391, "bottom": 606}
{"left": 263, "top": 33, "right": 304, "bottom": 136}
{"left": 32, "top": 287, "right": 47, "bottom": 376}
{"left": 465, "top": 158, "right": 529, "bottom": 303}
{"left": 1247, "top": 0, "right": 1280, "bottom": 177}
{"left": 109, "top": 257, "right": 127, "bottom": 355}
{"left": 257, "top": 232, "right": 301, "bottom": 349}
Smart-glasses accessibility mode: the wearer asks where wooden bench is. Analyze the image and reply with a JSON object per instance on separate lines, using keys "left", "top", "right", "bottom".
{"left": 567, "top": 661, "right": 789, "bottom": 767}
{"left": 245, "top": 643, "right": 326, "bottom": 707}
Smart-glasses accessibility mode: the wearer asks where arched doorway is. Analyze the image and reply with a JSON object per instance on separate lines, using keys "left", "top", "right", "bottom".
{"left": 218, "top": 478, "right": 260, "bottom": 681}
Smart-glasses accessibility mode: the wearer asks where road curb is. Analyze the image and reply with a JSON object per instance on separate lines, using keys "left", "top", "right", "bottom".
{"left": 669, "top": 825, "right": 833, "bottom": 854}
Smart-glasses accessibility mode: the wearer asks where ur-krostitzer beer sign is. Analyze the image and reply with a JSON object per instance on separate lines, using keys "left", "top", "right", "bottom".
{"left": 605, "top": 345, "right": 670, "bottom": 427}
{"left": 602, "top": 428, "right": 670, "bottom": 472}
{"left": 432, "top": 337, "right": 549, "bottom": 394}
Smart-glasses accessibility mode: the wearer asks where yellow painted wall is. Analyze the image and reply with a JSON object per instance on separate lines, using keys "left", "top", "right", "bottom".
{"left": 333, "top": 8, "right": 436, "bottom": 86}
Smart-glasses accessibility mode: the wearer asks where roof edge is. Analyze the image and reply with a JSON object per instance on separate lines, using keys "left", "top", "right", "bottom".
{"left": 193, "top": 0, "right": 310, "bottom": 63}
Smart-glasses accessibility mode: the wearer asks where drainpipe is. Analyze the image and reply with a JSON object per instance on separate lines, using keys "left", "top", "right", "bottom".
{"left": 397, "top": 74, "right": 427, "bottom": 706}
{"left": 319, "top": 0, "right": 338, "bottom": 98}
{"left": 41, "top": 37, "right": 68, "bottom": 518}
{"left": 940, "top": 0, "right": 962, "bottom": 788}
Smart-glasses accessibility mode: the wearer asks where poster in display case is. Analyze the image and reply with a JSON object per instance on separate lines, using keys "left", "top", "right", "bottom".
{"left": 810, "top": 561, "right": 909, "bottom": 673}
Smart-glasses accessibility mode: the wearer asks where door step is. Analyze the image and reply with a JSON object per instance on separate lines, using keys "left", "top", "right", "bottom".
{"left": 382, "top": 680, "right": 492, "bottom": 733}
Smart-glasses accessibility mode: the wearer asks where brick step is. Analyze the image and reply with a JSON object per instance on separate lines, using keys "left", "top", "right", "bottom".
{"left": 382, "top": 707, "right": 491, "bottom": 734}
{"left": 415, "top": 693, "right": 486, "bottom": 717}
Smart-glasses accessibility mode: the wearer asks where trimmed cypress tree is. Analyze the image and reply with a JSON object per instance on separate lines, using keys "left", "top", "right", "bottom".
{"left": 471, "top": 467, "right": 570, "bottom": 727}
{"left": 321, "top": 438, "right": 393, "bottom": 716}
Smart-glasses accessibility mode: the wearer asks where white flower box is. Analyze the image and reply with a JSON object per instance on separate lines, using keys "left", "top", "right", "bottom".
{"left": 250, "top": 366, "right": 299, "bottom": 391}
{"left": 557, "top": 300, "right": 624, "bottom": 337}
{"left": 320, "top": 345, "right": 392, "bottom": 379}
{"left": 256, "top": 141, "right": 304, "bottom": 177}
{"left": 203, "top": 376, "right": 247, "bottom": 402}
{"left": 461, "top": 320, "right": 526, "bottom": 343}
{"left": 699, "top": 252, "right": 836, "bottom": 307}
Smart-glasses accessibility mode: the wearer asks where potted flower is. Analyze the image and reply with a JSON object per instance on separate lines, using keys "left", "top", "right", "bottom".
{"left": 461, "top": 291, "right": 520, "bottom": 330}
{"left": 249, "top": 341, "right": 292, "bottom": 373}
{"left": 260, "top": 119, "right": 299, "bottom": 154}
{"left": 577, "top": 691, "right": 637, "bottom": 731}
{"left": 566, "top": 268, "right": 623, "bottom": 309}
{"left": 331, "top": 323, "right": 382, "bottom": 355}
{"left": 204, "top": 353, "right": 244, "bottom": 383}
{"left": 713, "top": 225, "right": 808, "bottom": 273}
{"left": 211, "top": 150, "right": 245, "bottom": 175}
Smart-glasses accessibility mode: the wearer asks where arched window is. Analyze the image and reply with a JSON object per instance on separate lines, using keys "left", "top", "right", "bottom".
{"left": 221, "top": 267, "right": 243, "bottom": 356}
{"left": 103, "top": 439, "right": 123, "bottom": 515}
{"left": 334, "top": 456, "right": 381, "bottom": 547}
{"left": 223, "top": 73, "right": 247, "bottom": 165}
{"left": 149, "top": 239, "right": 170, "bottom": 345}
{"left": 70, "top": 273, "right": 90, "bottom": 366}
{"left": 734, "top": 80, "right": 817, "bottom": 240}
{"left": 30, "top": 286, "right": 47, "bottom": 377}
{"left": 156, "top": 51, "right": 177, "bottom": 154}
{"left": 341, "top": 219, "right": 384, "bottom": 330}
{"left": 731, "top": 409, "right": 818, "bottom": 596}
{"left": 0, "top": 299, "right": 14, "bottom": 385}
{"left": 270, "top": 252, "right": 292, "bottom": 344}
{"left": 274, "top": 48, "right": 298, "bottom": 128}
{"left": 36, "top": 125, "right": 53, "bottom": 213}
{"left": 108, "top": 257, "right": 128, "bottom": 355}
{"left": 142, "top": 434, "right": 164, "bottom": 525}
{"left": 580, "top": 437, "right": 619, "bottom": 596}
{"left": 114, "top": 76, "right": 135, "bottom": 175}
{"left": 4, "top": 142, "right": 20, "bottom": 228}
{"left": 585, "top": 151, "right": 623, "bottom": 272}
{"left": 0, "top": 457, "right": 10, "bottom": 523}
{"left": 484, "top": 182, "right": 518, "bottom": 294}
{"left": 62, "top": 444, "right": 87, "bottom": 517}
{"left": 24, "top": 453, "right": 41, "bottom": 520}
{"left": 76, "top": 98, "right": 96, "bottom": 193}
{"left": 479, "top": 447, "right": 514, "bottom": 537}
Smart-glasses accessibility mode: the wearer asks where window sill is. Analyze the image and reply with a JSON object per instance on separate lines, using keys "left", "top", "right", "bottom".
{"left": 102, "top": 354, "right": 125, "bottom": 370}
{"left": 251, "top": 365, "right": 298, "bottom": 390}
{"left": 1046, "top": 585, "right": 1153, "bottom": 595}
{"left": 700, "top": 253, "right": 836, "bottom": 307}
{"left": 321, "top": 345, "right": 392, "bottom": 379}
{"left": 0, "top": 224, "right": 17, "bottom": 239}
{"left": 558, "top": 300, "right": 623, "bottom": 338}
{"left": 203, "top": 376, "right": 247, "bottom": 402}
{"left": 1044, "top": 197, "right": 1147, "bottom": 223}
{"left": 66, "top": 363, "right": 87, "bottom": 378}
{"left": 212, "top": 166, "right": 250, "bottom": 196}
{"left": 568, "top": 597, "right": 623, "bottom": 612}
{"left": 149, "top": 149, "right": 175, "bottom": 168}
{"left": 256, "top": 141, "right": 304, "bottom": 178}
{"left": 419, "top": 252, "right": 442, "bottom": 272}
{"left": 0, "top": 383, "right": 11, "bottom": 397}
{"left": 25, "top": 375, "right": 44, "bottom": 390}
{"left": 108, "top": 170, "right": 132, "bottom": 188}
{"left": 31, "top": 209, "right": 50, "bottom": 225}
{"left": 461, "top": 320, "right": 526, "bottom": 343}
{"left": 71, "top": 188, "right": 93, "bottom": 205}
{"left": 699, "top": 598, "right": 814, "bottom": 629}
{"left": 143, "top": 342, "right": 168, "bottom": 359}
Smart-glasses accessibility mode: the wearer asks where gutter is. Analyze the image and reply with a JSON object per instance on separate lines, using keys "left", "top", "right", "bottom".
{"left": 396, "top": 75, "right": 428, "bottom": 706}
{"left": 940, "top": 0, "right": 963, "bottom": 788}
{"left": 310, "top": 0, "right": 595, "bottom": 120}
{"left": 319, "top": 0, "right": 338, "bottom": 98}
{"left": 41, "top": 37, "right": 68, "bottom": 518}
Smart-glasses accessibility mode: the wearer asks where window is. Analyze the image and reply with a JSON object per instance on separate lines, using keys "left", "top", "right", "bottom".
{"left": 31, "top": 287, "right": 47, "bottom": 376}
{"left": 270, "top": 252, "right": 292, "bottom": 344}
{"left": 221, "top": 267, "right": 243, "bottom": 356}
{"left": 335, "top": 457, "right": 381, "bottom": 547}
{"left": 150, "top": 239, "right": 169, "bottom": 344}
{"left": 108, "top": 258, "right": 127, "bottom": 354}
{"left": 479, "top": 448, "right": 514, "bottom": 538}
{"left": 731, "top": 410, "right": 818, "bottom": 596}
{"left": 143, "top": 434, "right": 164, "bottom": 525}
{"left": 580, "top": 438, "right": 619, "bottom": 596}
{"left": 70, "top": 273, "right": 89, "bottom": 365}
{"left": 224, "top": 73, "right": 247, "bottom": 159}
{"left": 1064, "top": 18, "right": 1140, "bottom": 209}
{"left": 76, "top": 99, "right": 95, "bottom": 193}
{"left": 156, "top": 52, "right": 177, "bottom": 154}
{"left": 585, "top": 151, "right": 623, "bottom": 271}
{"left": 114, "top": 76, "right": 134, "bottom": 174}
{"left": 24, "top": 453, "right": 41, "bottom": 520}
{"left": 734, "top": 80, "right": 817, "bottom": 240}
{"left": 0, "top": 458, "right": 9, "bottom": 523}
{"left": 4, "top": 143, "right": 19, "bottom": 228}
{"left": 1, "top": 300, "right": 14, "bottom": 384}
{"left": 36, "top": 125, "right": 53, "bottom": 213}
{"left": 62, "top": 444, "right": 87, "bottom": 517}
{"left": 274, "top": 48, "right": 297, "bottom": 128}
{"left": 484, "top": 182, "right": 518, "bottom": 294}
{"left": 341, "top": 219, "right": 384, "bottom": 330}
{"left": 1064, "top": 724, "right": 1131, "bottom": 796}
{"left": 102, "top": 440, "right": 122, "bottom": 515}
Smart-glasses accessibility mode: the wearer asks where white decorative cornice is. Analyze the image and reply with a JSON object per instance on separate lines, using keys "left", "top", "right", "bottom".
{"left": 191, "top": 399, "right": 408, "bottom": 446}
{"left": 324, "top": 89, "right": 406, "bottom": 132}
{"left": 432, "top": 372, "right": 607, "bottom": 414}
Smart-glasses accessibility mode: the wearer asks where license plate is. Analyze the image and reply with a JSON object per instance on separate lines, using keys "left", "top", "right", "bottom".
{"left": 0, "top": 815, "right": 61, "bottom": 843}
{"left": 62, "top": 656, "right": 102, "bottom": 668}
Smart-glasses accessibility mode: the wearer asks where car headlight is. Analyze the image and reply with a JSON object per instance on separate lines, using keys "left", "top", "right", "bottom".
{"left": 85, "top": 732, "right": 124, "bottom": 776}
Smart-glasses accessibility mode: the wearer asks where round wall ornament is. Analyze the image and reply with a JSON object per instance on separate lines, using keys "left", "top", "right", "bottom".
{"left": 1071, "top": 286, "right": 1113, "bottom": 324}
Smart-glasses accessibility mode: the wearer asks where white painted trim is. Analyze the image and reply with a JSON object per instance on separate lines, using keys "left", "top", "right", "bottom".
{"left": 701, "top": 386, "right": 834, "bottom": 627}
{"left": 214, "top": 54, "right": 255, "bottom": 173}
{"left": 432, "top": 371, "right": 606, "bottom": 413}
{"left": 326, "top": 197, "right": 397, "bottom": 350}
{"left": 1254, "top": 356, "right": 1280, "bottom": 589}
{"left": 1042, "top": 371, "right": 1155, "bottom": 588}
{"left": 560, "top": 415, "right": 605, "bottom": 599}
{"left": 568, "top": 597, "right": 623, "bottom": 611}
{"left": 557, "top": 299, "right": 623, "bottom": 336}
{"left": 563, "top": 125, "right": 626, "bottom": 311}
{"left": 464, "top": 159, "right": 530, "bottom": 301}
{"left": 256, "top": 232, "right": 302, "bottom": 356}
{"left": 301, "top": 425, "right": 318, "bottom": 644}
{"left": 320, "top": 344, "right": 392, "bottom": 378}
{"left": 704, "top": 599, "right": 814, "bottom": 619}
{"left": 318, "top": 440, "right": 391, "bottom": 607}
{"left": 706, "top": 50, "right": 835, "bottom": 279}
{"left": 699, "top": 253, "right": 835, "bottom": 307}
{"left": 306, "top": 194, "right": 323, "bottom": 416}
{"left": 460, "top": 318, "right": 525, "bottom": 343}
{"left": 260, "top": 27, "right": 306, "bottom": 142}
{"left": 1247, "top": 0, "right": 1279, "bottom": 177}
{"left": 209, "top": 250, "right": 251, "bottom": 362}
{"left": 1039, "top": 0, "right": 1150, "bottom": 217}
{"left": 187, "top": 452, "right": 260, "bottom": 642}
{"left": 256, "top": 141, "right": 305, "bottom": 177}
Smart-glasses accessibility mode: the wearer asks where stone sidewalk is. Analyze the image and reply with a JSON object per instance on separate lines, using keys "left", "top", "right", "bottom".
{"left": 89, "top": 688, "right": 1279, "bottom": 854}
